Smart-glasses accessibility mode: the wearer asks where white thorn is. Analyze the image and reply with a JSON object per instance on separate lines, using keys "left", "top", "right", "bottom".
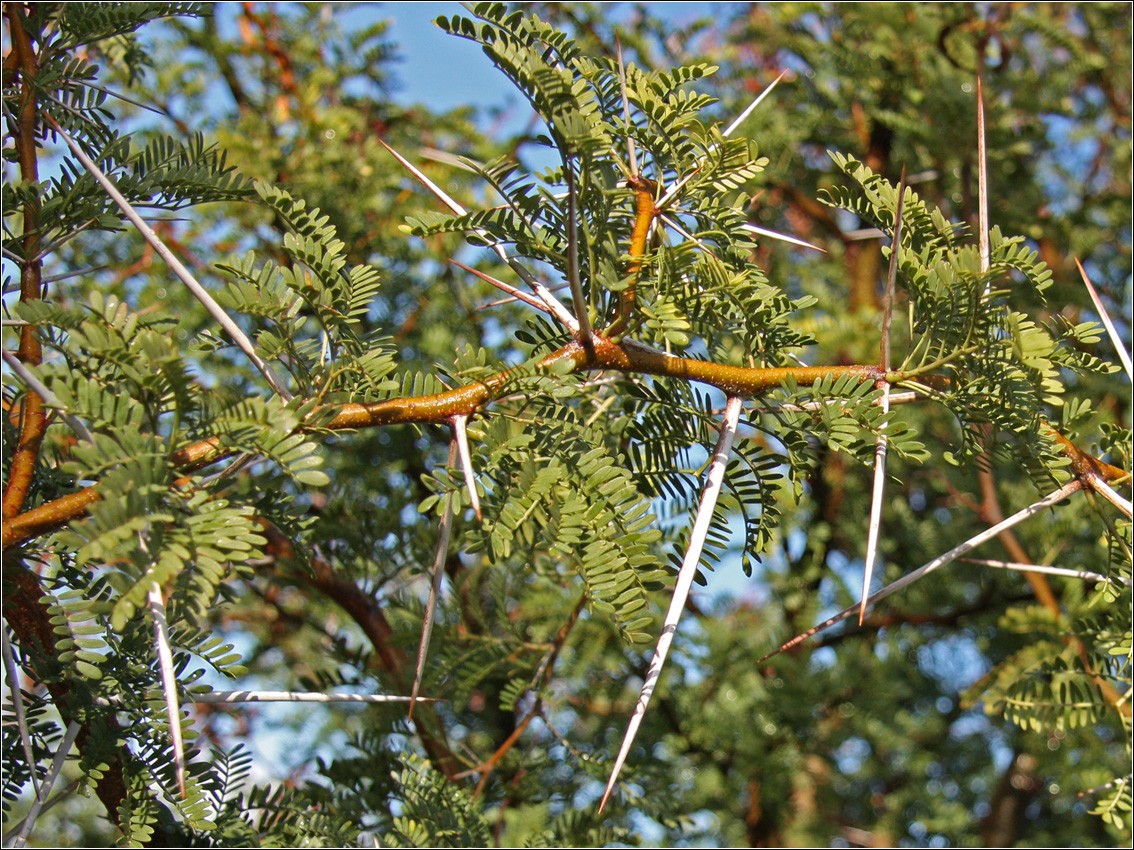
{"left": 452, "top": 414, "right": 481, "bottom": 522}
{"left": 1075, "top": 258, "right": 1133, "bottom": 381}
{"left": 861, "top": 171, "right": 904, "bottom": 624}
{"left": 184, "top": 691, "right": 439, "bottom": 704}
{"left": 2, "top": 624, "right": 39, "bottom": 798}
{"left": 741, "top": 223, "right": 826, "bottom": 253}
{"left": 148, "top": 584, "right": 187, "bottom": 799}
{"left": 9, "top": 721, "right": 80, "bottom": 848}
{"left": 600, "top": 396, "right": 743, "bottom": 812}
{"left": 723, "top": 71, "right": 787, "bottom": 138}
{"left": 962, "top": 558, "right": 1130, "bottom": 587}
{"left": 657, "top": 72, "right": 788, "bottom": 212}
{"left": 1, "top": 349, "right": 95, "bottom": 445}
{"left": 762, "top": 481, "right": 1085, "bottom": 661}
{"left": 48, "top": 119, "right": 292, "bottom": 401}
{"left": 976, "top": 76, "right": 991, "bottom": 287}
{"left": 859, "top": 389, "right": 890, "bottom": 626}
{"left": 617, "top": 35, "right": 639, "bottom": 178}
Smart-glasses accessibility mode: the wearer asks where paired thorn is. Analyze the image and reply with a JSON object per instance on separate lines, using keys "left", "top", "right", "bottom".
{"left": 859, "top": 168, "right": 906, "bottom": 625}
{"left": 380, "top": 139, "right": 578, "bottom": 331}
{"left": 46, "top": 118, "right": 292, "bottom": 402}
{"left": 1075, "top": 258, "right": 1133, "bottom": 381}
{"left": 148, "top": 584, "right": 187, "bottom": 799}
{"left": 409, "top": 440, "right": 459, "bottom": 721}
{"left": 761, "top": 481, "right": 1085, "bottom": 662}
{"left": 563, "top": 167, "right": 595, "bottom": 356}
{"left": 1085, "top": 472, "right": 1133, "bottom": 519}
{"left": 599, "top": 396, "right": 743, "bottom": 814}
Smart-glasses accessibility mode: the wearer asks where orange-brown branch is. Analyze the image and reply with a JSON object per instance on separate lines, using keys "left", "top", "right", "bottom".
{"left": 6, "top": 334, "right": 1123, "bottom": 562}
{"left": 1046, "top": 426, "right": 1128, "bottom": 484}
{"left": 1, "top": 335, "right": 882, "bottom": 550}
{"left": 606, "top": 175, "right": 657, "bottom": 338}
{"left": 2, "top": 3, "right": 47, "bottom": 521}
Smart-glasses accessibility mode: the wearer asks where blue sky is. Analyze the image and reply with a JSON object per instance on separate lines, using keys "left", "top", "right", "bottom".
{"left": 361, "top": 3, "right": 715, "bottom": 116}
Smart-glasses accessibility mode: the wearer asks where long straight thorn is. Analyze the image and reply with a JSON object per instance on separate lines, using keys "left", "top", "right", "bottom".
{"left": 741, "top": 223, "right": 826, "bottom": 253}
{"left": 46, "top": 118, "right": 292, "bottom": 401}
{"left": 723, "top": 71, "right": 787, "bottom": 138}
{"left": 148, "top": 584, "right": 187, "bottom": 799}
{"left": 2, "top": 624, "right": 39, "bottom": 798}
{"left": 2, "top": 349, "right": 94, "bottom": 445}
{"left": 859, "top": 168, "right": 906, "bottom": 625}
{"left": 185, "top": 690, "right": 441, "bottom": 704}
{"left": 657, "top": 72, "right": 788, "bottom": 212}
{"left": 659, "top": 214, "right": 719, "bottom": 260}
{"left": 409, "top": 440, "right": 459, "bottom": 720}
{"left": 599, "top": 396, "right": 743, "bottom": 813}
{"left": 380, "top": 138, "right": 469, "bottom": 218}
{"left": 563, "top": 166, "right": 595, "bottom": 355}
{"left": 976, "top": 75, "right": 991, "bottom": 286}
{"left": 1075, "top": 258, "right": 1133, "bottom": 381}
{"left": 880, "top": 167, "right": 906, "bottom": 371}
{"left": 762, "top": 481, "right": 1084, "bottom": 662}
{"left": 449, "top": 259, "right": 552, "bottom": 316}
{"left": 617, "top": 35, "right": 639, "bottom": 178}
{"left": 962, "top": 557, "right": 1131, "bottom": 587}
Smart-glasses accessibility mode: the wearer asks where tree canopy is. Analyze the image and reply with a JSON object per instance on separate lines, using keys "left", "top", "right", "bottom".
{"left": 3, "top": 3, "right": 1131, "bottom": 847}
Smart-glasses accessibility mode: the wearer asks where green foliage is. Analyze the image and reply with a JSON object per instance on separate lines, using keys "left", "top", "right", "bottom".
{"left": 215, "top": 183, "right": 399, "bottom": 402}
{"left": 378, "top": 754, "right": 493, "bottom": 848}
{"left": 3, "top": 3, "right": 1129, "bottom": 849}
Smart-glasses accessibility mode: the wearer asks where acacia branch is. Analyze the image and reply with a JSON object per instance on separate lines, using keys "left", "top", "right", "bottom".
{"left": 606, "top": 176, "right": 657, "bottom": 339}
{"left": 7, "top": 330, "right": 1125, "bottom": 555}
{"left": 1, "top": 338, "right": 883, "bottom": 550}
{"left": 2, "top": 3, "right": 47, "bottom": 521}
{"left": 1, "top": 11, "right": 164, "bottom": 842}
